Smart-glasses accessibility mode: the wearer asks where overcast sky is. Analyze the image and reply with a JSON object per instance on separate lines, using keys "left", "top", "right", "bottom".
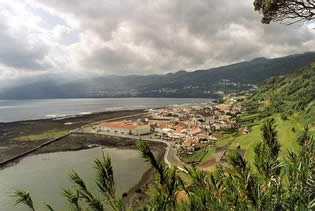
{"left": 0, "top": 0, "right": 314, "bottom": 87}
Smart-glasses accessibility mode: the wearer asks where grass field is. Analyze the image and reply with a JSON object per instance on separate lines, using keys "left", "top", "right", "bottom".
{"left": 229, "top": 114, "right": 304, "bottom": 166}
{"left": 239, "top": 113, "right": 259, "bottom": 126}
{"left": 275, "top": 115, "right": 303, "bottom": 157}
{"left": 182, "top": 146, "right": 216, "bottom": 163}
{"left": 200, "top": 147, "right": 216, "bottom": 163}
{"left": 239, "top": 113, "right": 259, "bottom": 121}
{"left": 215, "top": 136, "right": 234, "bottom": 147}
{"left": 229, "top": 125, "right": 261, "bottom": 165}
{"left": 13, "top": 130, "right": 69, "bottom": 142}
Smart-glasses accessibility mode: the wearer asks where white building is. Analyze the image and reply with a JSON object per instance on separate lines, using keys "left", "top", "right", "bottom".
{"left": 98, "top": 121, "right": 151, "bottom": 136}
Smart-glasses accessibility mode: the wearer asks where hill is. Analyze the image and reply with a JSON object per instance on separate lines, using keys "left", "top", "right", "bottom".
{"left": 225, "top": 61, "right": 315, "bottom": 164}
{"left": 245, "top": 61, "right": 315, "bottom": 123}
{"left": 0, "top": 52, "right": 314, "bottom": 99}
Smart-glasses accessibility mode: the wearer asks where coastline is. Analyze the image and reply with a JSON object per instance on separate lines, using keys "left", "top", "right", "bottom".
{"left": 0, "top": 109, "right": 148, "bottom": 163}
{"left": 0, "top": 97, "right": 211, "bottom": 123}
{"left": 0, "top": 108, "right": 148, "bottom": 124}
{"left": 0, "top": 110, "right": 167, "bottom": 207}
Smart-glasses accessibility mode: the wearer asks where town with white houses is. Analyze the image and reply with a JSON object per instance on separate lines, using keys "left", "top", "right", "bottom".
{"left": 94, "top": 101, "right": 245, "bottom": 164}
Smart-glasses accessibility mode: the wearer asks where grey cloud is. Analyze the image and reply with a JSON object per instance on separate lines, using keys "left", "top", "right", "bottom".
{"left": 84, "top": 46, "right": 137, "bottom": 74}
{"left": 261, "top": 24, "right": 314, "bottom": 46}
{"left": 11, "top": 0, "right": 315, "bottom": 75}
{"left": 0, "top": 18, "right": 50, "bottom": 70}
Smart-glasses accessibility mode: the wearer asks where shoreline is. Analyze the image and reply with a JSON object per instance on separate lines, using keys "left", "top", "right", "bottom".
{"left": 0, "top": 108, "right": 148, "bottom": 124}
{"left": 0, "top": 109, "right": 168, "bottom": 207}
{"left": 0, "top": 109, "right": 148, "bottom": 162}
{"left": 0, "top": 133, "right": 167, "bottom": 208}
{"left": 0, "top": 97, "right": 213, "bottom": 124}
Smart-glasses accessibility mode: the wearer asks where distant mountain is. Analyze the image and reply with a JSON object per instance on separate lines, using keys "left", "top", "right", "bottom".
{"left": 245, "top": 61, "right": 315, "bottom": 122}
{"left": 0, "top": 52, "right": 314, "bottom": 99}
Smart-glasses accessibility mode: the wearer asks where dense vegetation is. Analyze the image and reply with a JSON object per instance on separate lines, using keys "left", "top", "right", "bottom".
{"left": 223, "top": 61, "right": 314, "bottom": 167}
{"left": 1, "top": 52, "right": 315, "bottom": 99}
{"left": 245, "top": 61, "right": 315, "bottom": 124}
{"left": 12, "top": 119, "right": 314, "bottom": 210}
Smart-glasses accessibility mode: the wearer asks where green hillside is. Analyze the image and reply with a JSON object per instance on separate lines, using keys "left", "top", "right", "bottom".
{"left": 230, "top": 114, "right": 305, "bottom": 164}
{"left": 227, "top": 62, "right": 315, "bottom": 164}
{"left": 245, "top": 61, "right": 315, "bottom": 124}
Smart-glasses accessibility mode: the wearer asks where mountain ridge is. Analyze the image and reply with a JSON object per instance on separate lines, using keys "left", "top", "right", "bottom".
{"left": 1, "top": 52, "right": 314, "bottom": 99}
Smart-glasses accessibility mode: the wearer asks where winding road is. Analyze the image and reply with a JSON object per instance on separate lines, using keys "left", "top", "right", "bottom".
{"left": 71, "top": 111, "right": 187, "bottom": 171}
{"left": 72, "top": 128, "right": 187, "bottom": 172}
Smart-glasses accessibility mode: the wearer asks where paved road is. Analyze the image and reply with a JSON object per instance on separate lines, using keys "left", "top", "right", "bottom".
{"left": 73, "top": 130, "right": 187, "bottom": 172}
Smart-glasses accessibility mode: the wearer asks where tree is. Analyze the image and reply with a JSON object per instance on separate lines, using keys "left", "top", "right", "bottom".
{"left": 254, "top": 118, "right": 281, "bottom": 179}
{"left": 254, "top": 0, "right": 315, "bottom": 24}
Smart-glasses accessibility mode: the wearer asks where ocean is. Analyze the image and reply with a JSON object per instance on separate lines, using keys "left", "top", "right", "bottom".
{"left": 0, "top": 98, "right": 211, "bottom": 122}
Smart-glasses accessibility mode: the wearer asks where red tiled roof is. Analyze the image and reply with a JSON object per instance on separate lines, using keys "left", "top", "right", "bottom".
{"left": 179, "top": 121, "right": 189, "bottom": 125}
{"left": 184, "top": 138, "right": 199, "bottom": 147}
{"left": 216, "top": 104, "right": 231, "bottom": 111}
{"left": 98, "top": 121, "right": 137, "bottom": 130}
{"left": 174, "top": 126, "right": 185, "bottom": 133}
{"left": 157, "top": 121, "right": 173, "bottom": 128}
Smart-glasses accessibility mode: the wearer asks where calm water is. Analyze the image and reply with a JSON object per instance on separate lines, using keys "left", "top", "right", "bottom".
{"left": 0, "top": 98, "right": 211, "bottom": 122}
{"left": 0, "top": 147, "right": 151, "bottom": 211}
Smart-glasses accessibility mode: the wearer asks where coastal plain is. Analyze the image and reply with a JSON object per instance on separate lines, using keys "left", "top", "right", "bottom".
{"left": 0, "top": 109, "right": 149, "bottom": 164}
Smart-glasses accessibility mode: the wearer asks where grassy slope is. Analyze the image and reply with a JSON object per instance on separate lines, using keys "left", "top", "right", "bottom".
{"left": 229, "top": 125, "right": 260, "bottom": 164}
{"left": 230, "top": 62, "right": 315, "bottom": 165}
{"left": 195, "top": 63, "right": 314, "bottom": 167}
{"left": 228, "top": 114, "right": 304, "bottom": 166}
{"left": 200, "top": 147, "right": 216, "bottom": 163}
{"left": 215, "top": 136, "right": 234, "bottom": 147}
{"left": 246, "top": 62, "right": 315, "bottom": 117}
{"left": 183, "top": 146, "right": 216, "bottom": 163}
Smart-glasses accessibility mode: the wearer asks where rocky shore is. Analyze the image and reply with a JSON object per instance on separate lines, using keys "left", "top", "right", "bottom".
{"left": 0, "top": 109, "right": 148, "bottom": 163}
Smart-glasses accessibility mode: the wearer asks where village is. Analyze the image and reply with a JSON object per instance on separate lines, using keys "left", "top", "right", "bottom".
{"left": 92, "top": 101, "right": 245, "bottom": 165}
